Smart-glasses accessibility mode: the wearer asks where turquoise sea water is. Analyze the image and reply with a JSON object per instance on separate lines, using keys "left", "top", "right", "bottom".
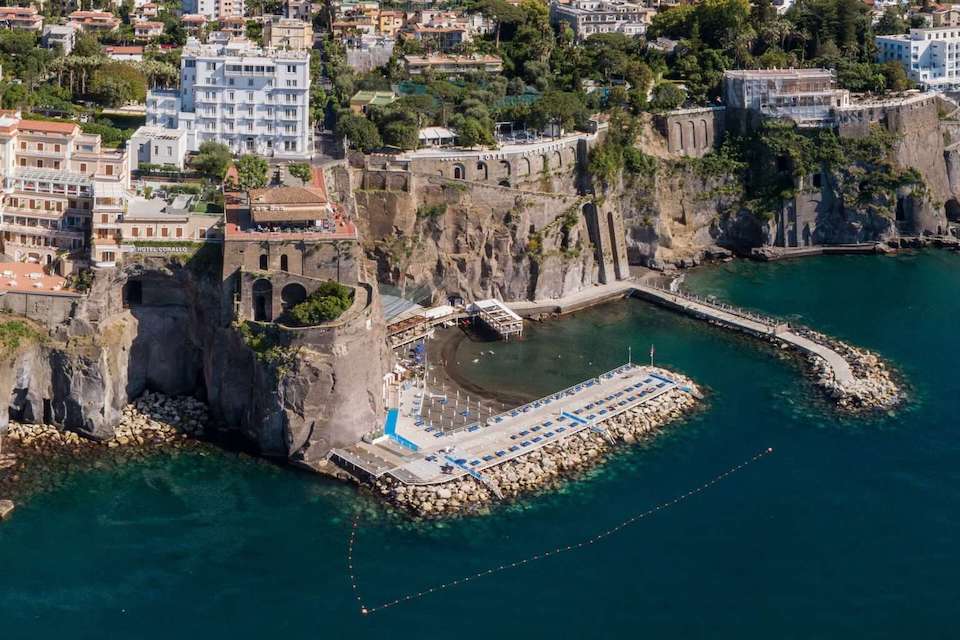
{"left": 2, "top": 252, "right": 960, "bottom": 639}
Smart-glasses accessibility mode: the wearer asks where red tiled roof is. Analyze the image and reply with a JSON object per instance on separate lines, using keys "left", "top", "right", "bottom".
{"left": 18, "top": 119, "right": 79, "bottom": 134}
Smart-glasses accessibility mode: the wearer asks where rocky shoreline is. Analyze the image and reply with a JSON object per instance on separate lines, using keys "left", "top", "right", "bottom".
{"left": 790, "top": 327, "right": 901, "bottom": 412}
{"left": 0, "top": 393, "right": 210, "bottom": 520}
{"left": 372, "top": 373, "right": 701, "bottom": 518}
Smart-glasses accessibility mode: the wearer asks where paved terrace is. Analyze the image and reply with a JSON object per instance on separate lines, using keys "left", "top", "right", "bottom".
{"left": 631, "top": 283, "right": 854, "bottom": 386}
{"left": 332, "top": 364, "right": 684, "bottom": 486}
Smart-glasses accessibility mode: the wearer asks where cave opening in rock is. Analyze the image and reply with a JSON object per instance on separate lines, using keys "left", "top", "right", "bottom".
{"left": 122, "top": 280, "right": 143, "bottom": 307}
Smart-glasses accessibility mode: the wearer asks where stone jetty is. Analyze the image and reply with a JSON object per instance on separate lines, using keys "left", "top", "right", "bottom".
{"left": 631, "top": 282, "right": 901, "bottom": 412}
{"left": 373, "top": 380, "right": 699, "bottom": 517}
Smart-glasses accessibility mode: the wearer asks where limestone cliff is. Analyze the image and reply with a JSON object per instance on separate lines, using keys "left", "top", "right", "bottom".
{"left": 353, "top": 171, "right": 599, "bottom": 303}
{"left": 0, "top": 255, "right": 388, "bottom": 465}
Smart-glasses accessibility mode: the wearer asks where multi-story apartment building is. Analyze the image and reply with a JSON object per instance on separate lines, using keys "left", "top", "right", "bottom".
{"left": 877, "top": 27, "right": 960, "bottom": 90}
{"left": 68, "top": 10, "right": 120, "bottom": 33}
{"left": 0, "top": 6, "right": 44, "bottom": 31}
{"left": 549, "top": 0, "right": 653, "bottom": 41}
{"left": 0, "top": 112, "right": 129, "bottom": 269}
{"left": 146, "top": 38, "right": 312, "bottom": 160}
{"left": 41, "top": 23, "right": 80, "bottom": 55}
{"left": 264, "top": 16, "right": 313, "bottom": 50}
{"left": 723, "top": 68, "right": 850, "bottom": 128}
{"left": 182, "top": 0, "right": 244, "bottom": 20}
{"left": 285, "top": 0, "right": 311, "bottom": 21}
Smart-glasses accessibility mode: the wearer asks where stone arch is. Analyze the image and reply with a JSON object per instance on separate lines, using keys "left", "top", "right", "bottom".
{"left": 687, "top": 120, "right": 697, "bottom": 150}
{"left": 673, "top": 121, "right": 683, "bottom": 151}
{"left": 499, "top": 160, "right": 511, "bottom": 178}
{"left": 476, "top": 161, "right": 488, "bottom": 181}
{"left": 259, "top": 252, "right": 268, "bottom": 270}
{"left": 520, "top": 157, "right": 531, "bottom": 177}
{"left": 698, "top": 119, "right": 709, "bottom": 148}
{"left": 553, "top": 149, "right": 563, "bottom": 168}
{"left": 252, "top": 278, "right": 273, "bottom": 322}
{"left": 280, "top": 282, "right": 307, "bottom": 312}
{"left": 453, "top": 163, "right": 465, "bottom": 180}
{"left": 567, "top": 145, "right": 577, "bottom": 166}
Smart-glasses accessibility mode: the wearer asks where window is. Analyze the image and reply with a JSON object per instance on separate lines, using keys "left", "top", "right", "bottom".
{"left": 37, "top": 143, "right": 43, "bottom": 151}
{"left": 285, "top": 80, "right": 297, "bottom": 87}
{"left": 80, "top": 163, "right": 86, "bottom": 173}
{"left": 175, "top": 227, "right": 182, "bottom": 238}
{"left": 286, "top": 64, "right": 296, "bottom": 73}
{"left": 280, "top": 255, "right": 288, "bottom": 271}
{"left": 131, "top": 227, "right": 139, "bottom": 237}
{"left": 100, "top": 214, "right": 108, "bottom": 223}
{"left": 105, "top": 165, "right": 113, "bottom": 176}
{"left": 20, "top": 142, "right": 25, "bottom": 150}
{"left": 146, "top": 227, "right": 153, "bottom": 237}
{"left": 259, "top": 253, "right": 268, "bottom": 269}
{"left": 161, "top": 227, "right": 168, "bottom": 237}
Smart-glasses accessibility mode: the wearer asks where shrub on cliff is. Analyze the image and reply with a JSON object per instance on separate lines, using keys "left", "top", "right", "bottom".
{"left": 0, "top": 320, "right": 41, "bottom": 356}
{"left": 287, "top": 282, "right": 355, "bottom": 326}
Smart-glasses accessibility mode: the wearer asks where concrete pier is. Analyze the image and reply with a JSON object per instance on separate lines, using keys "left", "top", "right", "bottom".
{"left": 630, "top": 283, "right": 855, "bottom": 385}
{"left": 331, "top": 363, "right": 689, "bottom": 487}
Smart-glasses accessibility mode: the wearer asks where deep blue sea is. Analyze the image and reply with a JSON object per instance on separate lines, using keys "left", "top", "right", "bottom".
{"left": 2, "top": 251, "right": 959, "bottom": 639}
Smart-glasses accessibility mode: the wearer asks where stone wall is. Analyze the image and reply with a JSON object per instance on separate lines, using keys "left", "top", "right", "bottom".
{"left": 0, "top": 291, "right": 79, "bottom": 327}
{"left": 654, "top": 107, "right": 725, "bottom": 158}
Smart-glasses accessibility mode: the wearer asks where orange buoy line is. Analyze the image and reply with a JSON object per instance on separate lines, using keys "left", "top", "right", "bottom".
{"left": 348, "top": 447, "right": 775, "bottom": 616}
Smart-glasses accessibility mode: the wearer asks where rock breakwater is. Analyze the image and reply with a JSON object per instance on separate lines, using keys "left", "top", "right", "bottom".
{"left": 0, "top": 393, "right": 210, "bottom": 516}
{"left": 374, "top": 376, "right": 700, "bottom": 518}
{"left": 791, "top": 328, "right": 900, "bottom": 411}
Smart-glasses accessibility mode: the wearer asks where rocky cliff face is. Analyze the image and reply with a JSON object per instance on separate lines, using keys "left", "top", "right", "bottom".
{"left": 0, "top": 256, "right": 388, "bottom": 465}
{"left": 354, "top": 171, "right": 599, "bottom": 303}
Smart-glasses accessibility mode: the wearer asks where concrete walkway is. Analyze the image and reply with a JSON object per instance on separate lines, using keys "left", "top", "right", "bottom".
{"left": 631, "top": 284, "right": 854, "bottom": 386}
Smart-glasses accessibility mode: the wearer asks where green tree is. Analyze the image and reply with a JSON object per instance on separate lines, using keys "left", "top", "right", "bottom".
{"left": 334, "top": 111, "right": 382, "bottom": 152}
{"left": 649, "top": 82, "right": 687, "bottom": 111}
{"left": 288, "top": 162, "right": 313, "bottom": 185}
{"left": 874, "top": 7, "right": 908, "bottom": 35}
{"left": 73, "top": 33, "right": 103, "bottom": 58}
{"left": 880, "top": 60, "right": 910, "bottom": 92}
{"left": 236, "top": 155, "right": 269, "bottom": 190}
{"left": 193, "top": 141, "right": 233, "bottom": 182}
{"left": 90, "top": 62, "right": 147, "bottom": 107}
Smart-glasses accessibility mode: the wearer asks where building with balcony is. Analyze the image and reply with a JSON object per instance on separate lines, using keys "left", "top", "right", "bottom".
{"left": 221, "top": 15, "right": 246, "bottom": 38}
{"left": 182, "top": 0, "right": 244, "bottom": 20}
{"left": 0, "top": 112, "right": 129, "bottom": 270}
{"left": 145, "top": 37, "right": 312, "bottom": 160}
{"left": 68, "top": 10, "right": 120, "bottom": 33}
{"left": 42, "top": 23, "right": 80, "bottom": 55}
{"left": 264, "top": 16, "right": 313, "bottom": 50}
{"left": 0, "top": 6, "right": 44, "bottom": 31}
{"left": 134, "top": 20, "right": 164, "bottom": 38}
{"left": 877, "top": 27, "right": 960, "bottom": 90}
{"left": 549, "top": 0, "right": 653, "bottom": 41}
{"left": 722, "top": 68, "right": 850, "bottom": 128}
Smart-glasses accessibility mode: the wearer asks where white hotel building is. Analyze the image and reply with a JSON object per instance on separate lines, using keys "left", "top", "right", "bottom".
{"left": 877, "top": 27, "right": 960, "bottom": 91}
{"left": 146, "top": 38, "right": 312, "bottom": 160}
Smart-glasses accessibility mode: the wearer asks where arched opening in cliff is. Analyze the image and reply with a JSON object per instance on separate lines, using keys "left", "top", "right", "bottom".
{"left": 476, "top": 161, "right": 488, "bottom": 181}
{"left": 281, "top": 282, "right": 306, "bottom": 313}
{"left": 122, "top": 280, "right": 143, "bottom": 307}
{"left": 946, "top": 198, "right": 960, "bottom": 222}
{"left": 252, "top": 278, "right": 273, "bottom": 322}
{"left": 895, "top": 196, "right": 907, "bottom": 222}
